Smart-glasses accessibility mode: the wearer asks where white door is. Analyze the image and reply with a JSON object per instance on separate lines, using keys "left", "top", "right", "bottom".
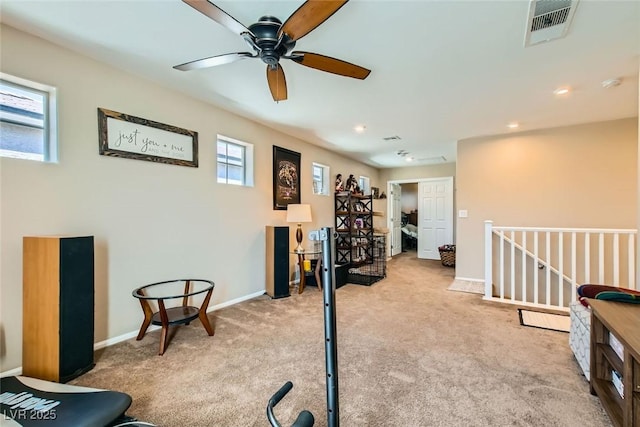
{"left": 418, "top": 177, "right": 453, "bottom": 260}
{"left": 390, "top": 183, "right": 402, "bottom": 256}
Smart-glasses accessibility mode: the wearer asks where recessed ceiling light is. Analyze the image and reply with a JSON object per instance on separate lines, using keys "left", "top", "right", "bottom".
{"left": 354, "top": 125, "right": 366, "bottom": 133}
{"left": 507, "top": 122, "right": 519, "bottom": 129}
{"left": 553, "top": 87, "right": 570, "bottom": 96}
{"left": 406, "top": 157, "right": 414, "bottom": 162}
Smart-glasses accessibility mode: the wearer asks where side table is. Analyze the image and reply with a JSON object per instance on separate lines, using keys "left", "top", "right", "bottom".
{"left": 132, "top": 279, "right": 215, "bottom": 355}
{"left": 292, "top": 250, "right": 322, "bottom": 294}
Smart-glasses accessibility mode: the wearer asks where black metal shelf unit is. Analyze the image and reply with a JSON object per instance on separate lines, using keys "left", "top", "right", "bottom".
{"left": 334, "top": 192, "right": 386, "bottom": 285}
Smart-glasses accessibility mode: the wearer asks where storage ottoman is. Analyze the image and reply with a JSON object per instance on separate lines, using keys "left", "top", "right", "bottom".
{"left": 569, "top": 301, "right": 591, "bottom": 379}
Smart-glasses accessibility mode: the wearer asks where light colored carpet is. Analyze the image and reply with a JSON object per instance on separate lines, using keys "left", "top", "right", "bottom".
{"left": 70, "top": 254, "right": 611, "bottom": 426}
{"left": 519, "top": 309, "right": 571, "bottom": 333}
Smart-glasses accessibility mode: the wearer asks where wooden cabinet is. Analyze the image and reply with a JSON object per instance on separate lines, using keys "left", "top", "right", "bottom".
{"left": 23, "top": 236, "right": 95, "bottom": 382}
{"left": 589, "top": 299, "right": 640, "bottom": 427}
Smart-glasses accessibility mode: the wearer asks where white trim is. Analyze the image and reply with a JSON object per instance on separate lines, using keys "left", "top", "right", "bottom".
{"left": 1, "top": 290, "right": 266, "bottom": 378}
{"left": 386, "top": 176, "right": 455, "bottom": 258}
{"left": 454, "top": 276, "right": 484, "bottom": 283}
{"left": 216, "top": 134, "right": 254, "bottom": 187}
{"left": 448, "top": 278, "right": 484, "bottom": 294}
{"left": 386, "top": 177, "right": 456, "bottom": 233}
{"left": 0, "top": 72, "right": 58, "bottom": 163}
{"left": 0, "top": 367, "right": 22, "bottom": 377}
{"left": 312, "top": 162, "right": 330, "bottom": 196}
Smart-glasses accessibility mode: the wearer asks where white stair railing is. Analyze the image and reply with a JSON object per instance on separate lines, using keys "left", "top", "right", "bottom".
{"left": 484, "top": 220, "right": 637, "bottom": 311}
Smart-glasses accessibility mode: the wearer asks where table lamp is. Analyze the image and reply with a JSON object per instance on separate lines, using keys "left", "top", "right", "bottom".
{"left": 286, "top": 204, "right": 312, "bottom": 253}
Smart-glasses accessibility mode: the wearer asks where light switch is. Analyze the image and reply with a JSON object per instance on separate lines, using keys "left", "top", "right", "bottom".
{"left": 458, "top": 209, "right": 468, "bottom": 218}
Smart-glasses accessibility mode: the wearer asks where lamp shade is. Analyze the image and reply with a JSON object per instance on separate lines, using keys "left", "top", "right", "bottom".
{"left": 286, "top": 204, "right": 312, "bottom": 223}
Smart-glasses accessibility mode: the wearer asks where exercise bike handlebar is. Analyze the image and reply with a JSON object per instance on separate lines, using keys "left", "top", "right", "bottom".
{"left": 267, "top": 382, "right": 315, "bottom": 427}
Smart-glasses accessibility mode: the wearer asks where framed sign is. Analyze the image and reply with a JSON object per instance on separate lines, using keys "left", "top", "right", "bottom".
{"left": 97, "top": 108, "right": 198, "bottom": 167}
{"left": 273, "top": 146, "right": 301, "bottom": 210}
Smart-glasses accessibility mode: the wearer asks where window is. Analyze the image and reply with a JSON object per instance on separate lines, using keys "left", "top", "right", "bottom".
{"left": 312, "top": 162, "right": 330, "bottom": 195}
{"left": 0, "top": 74, "right": 57, "bottom": 162}
{"left": 216, "top": 135, "right": 254, "bottom": 186}
{"left": 359, "top": 175, "right": 371, "bottom": 195}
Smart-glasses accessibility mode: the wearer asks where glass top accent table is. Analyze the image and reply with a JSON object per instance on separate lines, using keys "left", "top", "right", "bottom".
{"left": 291, "top": 250, "right": 322, "bottom": 294}
{"left": 132, "top": 279, "right": 215, "bottom": 355}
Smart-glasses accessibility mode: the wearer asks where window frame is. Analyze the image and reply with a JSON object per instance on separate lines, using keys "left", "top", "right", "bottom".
{"left": 312, "top": 162, "right": 330, "bottom": 196}
{"left": 359, "top": 175, "right": 371, "bottom": 195}
{"left": 0, "top": 73, "right": 58, "bottom": 162}
{"left": 216, "top": 135, "right": 254, "bottom": 187}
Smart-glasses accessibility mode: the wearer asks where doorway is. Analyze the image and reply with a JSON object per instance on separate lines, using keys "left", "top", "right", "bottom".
{"left": 387, "top": 177, "right": 454, "bottom": 260}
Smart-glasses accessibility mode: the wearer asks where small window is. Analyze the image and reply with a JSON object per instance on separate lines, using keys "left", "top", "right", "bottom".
{"left": 216, "top": 135, "right": 254, "bottom": 186}
{"left": 0, "top": 74, "right": 57, "bottom": 162}
{"left": 359, "top": 176, "right": 371, "bottom": 195}
{"left": 312, "top": 162, "right": 330, "bottom": 195}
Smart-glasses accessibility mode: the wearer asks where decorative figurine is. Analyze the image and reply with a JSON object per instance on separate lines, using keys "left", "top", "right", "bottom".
{"left": 346, "top": 174, "right": 357, "bottom": 193}
{"left": 335, "top": 174, "right": 344, "bottom": 192}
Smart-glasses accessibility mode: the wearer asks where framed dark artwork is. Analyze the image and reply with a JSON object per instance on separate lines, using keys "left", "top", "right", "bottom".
{"left": 273, "top": 146, "right": 301, "bottom": 210}
{"left": 371, "top": 187, "right": 380, "bottom": 199}
{"left": 97, "top": 108, "right": 198, "bottom": 167}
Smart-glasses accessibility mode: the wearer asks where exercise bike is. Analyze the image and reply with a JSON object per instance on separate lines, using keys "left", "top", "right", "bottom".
{"left": 266, "top": 227, "right": 340, "bottom": 427}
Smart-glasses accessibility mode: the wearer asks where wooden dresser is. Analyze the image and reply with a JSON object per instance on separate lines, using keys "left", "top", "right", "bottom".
{"left": 588, "top": 299, "right": 640, "bottom": 427}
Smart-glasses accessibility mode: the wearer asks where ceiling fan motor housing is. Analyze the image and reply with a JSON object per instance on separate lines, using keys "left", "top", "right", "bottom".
{"left": 249, "top": 16, "right": 295, "bottom": 66}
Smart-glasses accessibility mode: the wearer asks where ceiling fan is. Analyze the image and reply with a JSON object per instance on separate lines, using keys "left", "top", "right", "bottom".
{"left": 174, "top": 0, "right": 371, "bottom": 101}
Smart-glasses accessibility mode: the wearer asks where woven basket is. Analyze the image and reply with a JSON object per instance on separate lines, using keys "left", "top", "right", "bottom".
{"left": 438, "top": 245, "right": 456, "bottom": 267}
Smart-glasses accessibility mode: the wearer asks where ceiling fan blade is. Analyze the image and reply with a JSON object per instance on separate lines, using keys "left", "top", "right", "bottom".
{"left": 174, "top": 52, "right": 254, "bottom": 71}
{"left": 278, "top": 0, "right": 348, "bottom": 42}
{"left": 289, "top": 52, "right": 370, "bottom": 79}
{"left": 266, "top": 64, "right": 288, "bottom": 101}
{"left": 182, "top": 0, "right": 252, "bottom": 36}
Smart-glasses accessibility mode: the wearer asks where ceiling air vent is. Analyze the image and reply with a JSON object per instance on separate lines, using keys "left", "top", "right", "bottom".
{"left": 524, "top": 0, "right": 579, "bottom": 46}
{"left": 383, "top": 135, "right": 402, "bottom": 141}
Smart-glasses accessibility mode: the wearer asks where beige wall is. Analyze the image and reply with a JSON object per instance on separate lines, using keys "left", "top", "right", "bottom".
{"left": 0, "top": 24, "right": 379, "bottom": 372}
{"left": 456, "top": 118, "right": 638, "bottom": 281}
{"left": 379, "top": 162, "right": 456, "bottom": 184}
{"left": 400, "top": 183, "right": 418, "bottom": 212}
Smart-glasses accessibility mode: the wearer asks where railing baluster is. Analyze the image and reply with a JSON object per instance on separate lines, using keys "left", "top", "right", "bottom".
{"left": 499, "top": 230, "right": 504, "bottom": 300}
{"left": 546, "top": 231, "right": 551, "bottom": 306}
{"left": 613, "top": 233, "right": 619, "bottom": 286}
{"left": 585, "top": 233, "right": 590, "bottom": 283}
{"left": 558, "top": 232, "right": 563, "bottom": 308}
{"left": 571, "top": 232, "right": 576, "bottom": 301}
{"left": 521, "top": 231, "right": 527, "bottom": 303}
{"left": 629, "top": 234, "right": 635, "bottom": 290}
{"left": 599, "top": 233, "right": 604, "bottom": 283}
{"left": 534, "top": 231, "right": 539, "bottom": 305}
{"left": 510, "top": 231, "right": 515, "bottom": 302}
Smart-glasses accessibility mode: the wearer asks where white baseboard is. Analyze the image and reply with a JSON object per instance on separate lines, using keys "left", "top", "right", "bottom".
{"left": 0, "top": 367, "right": 22, "bottom": 377}
{"left": 1, "top": 290, "right": 267, "bottom": 378}
{"left": 454, "top": 276, "right": 484, "bottom": 284}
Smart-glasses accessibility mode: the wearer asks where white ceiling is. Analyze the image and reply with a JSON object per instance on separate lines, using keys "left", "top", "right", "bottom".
{"left": 1, "top": 0, "right": 638, "bottom": 168}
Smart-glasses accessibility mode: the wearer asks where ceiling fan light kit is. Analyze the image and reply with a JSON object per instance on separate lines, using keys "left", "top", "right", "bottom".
{"left": 176, "top": 0, "right": 370, "bottom": 102}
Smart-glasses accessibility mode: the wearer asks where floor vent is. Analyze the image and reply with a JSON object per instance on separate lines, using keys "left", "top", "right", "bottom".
{"left": 524, "top": 0, "right": 579, "bottom": 46}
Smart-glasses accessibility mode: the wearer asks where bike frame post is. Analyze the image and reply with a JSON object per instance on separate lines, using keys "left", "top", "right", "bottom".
{"left": 317, "top": 227, "right": 339, "bottom": 427}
